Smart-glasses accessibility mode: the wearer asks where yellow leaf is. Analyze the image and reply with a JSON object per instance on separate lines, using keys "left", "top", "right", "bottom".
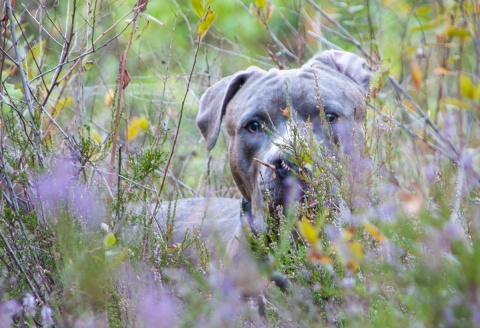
{"left": 446, "top": 27, "right": 470, "bottom": 38}
{"left": 460, "top": 74, "right": 474, "bottom": 99}
{"left": 432, "top": 67, "right": 455, "bottom": 75}
{"left": 104, "top": 88, "right": 115, "bottom": 107}
{"left": 55, "top": 97, "right": 73, "bottom": 111}
{"left": 255, "top": 0, "right": 266, "bottom": 9}
{"left": 297, "top": 217, "right": 318, "bottom": 245}
{"left": 198, "top": 7, "right": 217, "bottom": 38}
{"left": 349, "top": 241, "right": 364, "bottom": 260}
{"left": 410, "top": 60, "right": 422, "bottom": 91}
{"left": 127, "top": 115, "right": 149, "bottom": 141}
{"left": 473, "top": 83, "right": 480, "bottom": 103}
{"left": 127, "top": 125, "right": 139, "bottom": 141}
{"left": 91, "top": 129, "right": 102, "bottom": 145}
{"left": 132, "top": 114, "right": 149, "bottom": 130}
{"left": 410, "top": 23, "right": 437, "bottom": 33}
{"left": 442, "top": 97, "right": 471, "bottom": 110}
{"left": 363, "top": 221, "right": 385, "bottom": 243}
{"left": 191, "top": 0, "right": 204, "bottom": 18}
{"left": 104, "top": 232, "right": 116, "bottom": 247}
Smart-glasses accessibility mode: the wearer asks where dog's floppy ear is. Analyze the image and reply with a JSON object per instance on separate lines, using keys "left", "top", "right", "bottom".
{"left": 197, "top": 67, "right": 262, "bottom": 151}
{"left": 304, "top": 50, "right": 372, "bottom": 94}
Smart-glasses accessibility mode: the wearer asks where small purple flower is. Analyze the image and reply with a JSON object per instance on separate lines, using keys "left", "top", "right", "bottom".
{"left": 137, "top": 289, "right": 180, "bottom": 328}
{"left": 376, "top": 202, "right": 397, "bottom": 222}
{"left": 22, "top": 293, "right": 35, "bottom": 317}
{"left": 341, "top": 277, "right": 355, "bottom": 288}
{"left": 0, "top": 299, "right": 21, "bottom": 327}
{"left": 424, "top": 161, "right": 439, "bottom": 184}
{"left": 441, "top": 112, "right": 456, "bottom": 140}
{"left": 36, "top": 159, "right": 104, "bottom": 227}
{"left": 472, "top": 300, "right": 480, "bottom": 325}
{"left": 443, "top": 220, "right": 465, "bottom": 242}
{"left": 41, "top": 306, "right": 54, "bottom": 327}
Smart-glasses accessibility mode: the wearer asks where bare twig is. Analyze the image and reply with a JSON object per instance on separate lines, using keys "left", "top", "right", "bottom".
{"left": 6, "top": 1, "right": 44, "bottom": 166}
{"left": 41, "top": 0, "right": 77, "bottom": 107}
{"left": 253, "top": 157, "right": 277, "bottom": 172}
{"left": 107, "top": 8, "right": 142, "bottom": 203}
{"left": 0, "top": 221, "right": 46, "bottom": 304}
{"left": 156, "top": 41, "right": 201, "bottom": 198}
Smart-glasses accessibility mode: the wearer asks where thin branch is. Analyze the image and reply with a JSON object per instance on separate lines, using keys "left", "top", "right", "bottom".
{"left": 107, "top": 9, "right": 142, "bottom": 206}
{"left": 42, "top": 0, "right": 77, "bottom": 107}
{"left": 6, "top": 0, "right": 44, "bottom": 166}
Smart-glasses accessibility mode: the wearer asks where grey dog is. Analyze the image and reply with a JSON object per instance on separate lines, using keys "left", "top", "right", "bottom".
{"left": 159, "top": 50, "right": 372, "bottom": 257}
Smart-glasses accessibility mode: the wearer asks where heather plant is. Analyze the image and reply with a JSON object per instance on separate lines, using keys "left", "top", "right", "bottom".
{"left": 1, "top": 0, "right": 479, "bottom": 327}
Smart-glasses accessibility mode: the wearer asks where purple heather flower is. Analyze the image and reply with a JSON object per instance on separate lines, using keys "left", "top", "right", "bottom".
{"left": 36, "top": 160, "right": 104, "bottom": 227}
{"left": 424, "top": 161, "right": 438, "bottom": 184}
{"left": 41, "top": 306, "right": 54, "bottom": 327}
{"left": 22, "top": 293, "right": 35, "bottom": 317}
{"left": 0, "top": 299, "right": 21, "bottom": 327}
{"left": 137, "top": 289, "right": 180, "bottom": 328}
{"left": 341, "top": 277, "right": 356, "bottom": 288}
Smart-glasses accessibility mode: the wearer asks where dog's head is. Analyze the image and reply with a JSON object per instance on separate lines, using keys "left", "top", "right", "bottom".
{"left": 197, "top": 50, "right": 372, "bottom": 225}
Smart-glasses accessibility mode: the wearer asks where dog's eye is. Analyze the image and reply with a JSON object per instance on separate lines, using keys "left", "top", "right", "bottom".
{"left": 325, "top": 113, "right": 338, "bottom": 123}
{"left": 245, "top": 121, "right": 262, "bottom": 133}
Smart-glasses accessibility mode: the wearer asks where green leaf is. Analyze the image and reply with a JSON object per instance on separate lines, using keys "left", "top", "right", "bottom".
{"left": 139, "top": 13, "right": 164, "bottom": 26}
{"left": 105, "top": 249, "right": 128, "bottom": 268}
{"left": 191, "top": 0, "right": 204, "bottom": 18}
{"left": 104, "top": 232, "right": 116, "bottom": 247}
{"left": 198, "top": 7, "right": 217, "bottom": 38}
{"left": 369, "top": 58, "right": 391, "bottom": 99}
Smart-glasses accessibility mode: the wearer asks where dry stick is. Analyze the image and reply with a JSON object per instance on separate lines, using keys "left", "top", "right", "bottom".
{"left": 116, "top": 145, "right": 122, "bottom": 223}
{"left": 0, "top": 222, "right": 46, "bottom": 304}
{"left": 146, "top": 39, "right": 203, "bottom": 233}
{"left": 253, "top": 157, "right": 278, "bottom": 180}
{"left": 6, "top": 1, "right": 44, "bottom": 166}
{"left": 41, "top": 0, "right": 77, "bottom": 107}
{"left": 31, "top": 7, "right": 136, "bottom": 83}
{"left": 253, "top": 157, "right": 277, "bottom": 172}
{"left": 13, "top": 12, "right": 49, "bottom": 91}
{"left": 156, "top": 42, "right": 201, "bottom": 199}
{"left": 107, "top": 10, "right": 141, "bottom": 209}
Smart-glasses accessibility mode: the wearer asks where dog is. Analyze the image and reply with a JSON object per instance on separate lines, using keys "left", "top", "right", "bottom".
{"left": 160, "top": 50, "right": 372, "bottom": 257}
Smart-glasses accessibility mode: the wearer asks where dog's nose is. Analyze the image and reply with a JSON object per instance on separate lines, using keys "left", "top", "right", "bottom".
{"left": 272, "top": 158, "right": 297, "bottom": 179}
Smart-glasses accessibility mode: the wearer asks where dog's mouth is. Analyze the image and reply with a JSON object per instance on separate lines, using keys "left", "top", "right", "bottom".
{"left": 254, "top": 157, "right": 310, "bottom": 213}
